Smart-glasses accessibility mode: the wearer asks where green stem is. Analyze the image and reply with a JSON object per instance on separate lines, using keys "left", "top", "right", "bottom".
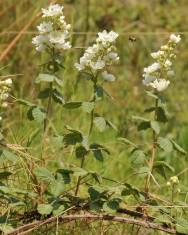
{"left": 43, "top": 48, "right": 56, "bottom": 132}
{"left": 145, "top": 97, "right": 159, "bottom": 196}
{"left": 75, "top": 79, "right": 97, "bottom": 196}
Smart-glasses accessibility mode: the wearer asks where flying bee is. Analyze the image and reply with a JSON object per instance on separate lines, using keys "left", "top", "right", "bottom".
{"left": 129, "top": 36, "right": 137, "bottom": 42}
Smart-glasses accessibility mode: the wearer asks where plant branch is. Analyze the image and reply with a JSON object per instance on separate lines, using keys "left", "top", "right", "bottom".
{"left": 6, "top": 213, "right": 177, "bottom": 235}
{"left": 145, "top": 97, "right": 159, "bottom": 195}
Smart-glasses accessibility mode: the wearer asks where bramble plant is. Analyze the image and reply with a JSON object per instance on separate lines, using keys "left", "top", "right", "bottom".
{"left": 1, "top": 3, "right": 188, "bottom": 235}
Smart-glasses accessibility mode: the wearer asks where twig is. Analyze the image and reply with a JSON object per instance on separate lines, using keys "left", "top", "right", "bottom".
{"left": 6, "top": 213, "right": 177, "bottom": 235}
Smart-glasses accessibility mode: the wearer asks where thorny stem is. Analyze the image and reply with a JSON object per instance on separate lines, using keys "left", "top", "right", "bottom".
{"left": 145, "top": 97, "right": 159, "bottom": 196}
{"left": 75, "top": 77, "right": 97, "bottom": 196}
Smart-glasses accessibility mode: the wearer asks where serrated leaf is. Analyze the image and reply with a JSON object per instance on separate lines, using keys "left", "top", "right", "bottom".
{"left": 151, "top": 121, "right": 160, "bottom": 134}
{"left": 138, "top": 121, "right": 150, "bottom": 131}
{"left": 131, "top": 149, "right": 146, "bottom": 166}
{"left": 37, "top": 204, "right": 53, "bottom": 215}
{"left": 103, "top": 199, "right": 120, "bottom": 214}
{"left": 154, "top": 161, "right": 174, "bottom": 179}
{"left": 63, "top": 102, "right": 82, "bottom": 109}
{"left": 81, "top": 102, "right": 94, "bottom": 113}
{"left": 49, "top": 180, "right": 64, "bottom": 197}
{"left": 158, "top": 137, "right": 173, "bottom": 153}
{"left": 94, "top": 117, "right": 107, "bottom": 132}
{"left": 90, "top": 143, "right": 110, "bottom": 162}
{"left": 32, "top": 107, "right": 46, "bottom": 123}
{"left": 34, "top": 167, "right": 54, "bottom": 182}
{"left": 75, "top": 145, "right": 88, "bottom": 158}
{"left": 171, "top": 139, "right": 187, "bottom": 155}
{"left": 156, "top": 107, "right": 168, "bottom": 123}
{"left": 63, "top": 132, "right": 83, "bottom": 146}
{"left": 56, "top": 168, "right": 73, "bottom": 184}
{"left": 52, "top": 89, "right": 64, "bottom": 104}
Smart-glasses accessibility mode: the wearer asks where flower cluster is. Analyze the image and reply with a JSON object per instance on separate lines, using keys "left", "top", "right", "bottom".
{"left": 0, "top": 78, "right": 12, "bottom": 121}
{"left": 142, "top": 34, "right": 181, "bottom": 92}
{"left": 167, "top": 176, "right": 179, "bottom": 186}
{"left": 32, "top": 4, "right": 71, "bottom": 52}
{"left": 75, "top": 30, "right": 119, "bottom": 82}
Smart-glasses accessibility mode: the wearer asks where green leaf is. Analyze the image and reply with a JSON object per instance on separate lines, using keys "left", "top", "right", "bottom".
{"left": 176, "top": 218, "right": 188, "bottom": 234}
{"left": 118, "top": 137, "right": 137, "bottom": 147}
{"left": 154, "top": 161, "right": 174, "bottom": 179}
{"left": 170, "top": 139, "right": 187, "bottom": 155}
{"left": 72, "top": 167, "right": 88, "bottom": 177}
{"left": 103, "top": 198, "right": 121, "bottom": 214}
{"left": 90, "top": 172, "right": 102, "bottom": 183}
{"left": 106, "top": 120, "right": 118, "bottom": 131}
{"left": 138, "top": 121, "right": 150, "bottom": 131}
{"left": 16, "top": 99, "right": 35, "bottom": 107}
{"left": 150, "top": 121, "right": 160, "bottom": 134}
{"left": 52, "top": 89, "right": 64, "bottom": 104}
{"left": 146, "top": 91, "right": 159, "bottom": 99}
{"left": 34, "top": 167, "right": 54, "bottom": 182}
{"left": 53, "top": 205, "right": 65, "bottom": 216}
{"left": 37, "top": 204, "right": 53, "bottom": 215}
{"left": 49, "top": 180, "right": 64, "bottom": 197}
{"left": 156, "top": 107, "right": 168, "bottom": 123}
{"left": 35, "top": 73, "right": 56, "bottom": 83}
{"left": 32, "top": 107, "right": 46, "bottom": 123}
{"left": 131, "top": 149, "right": 146, "bottom": 166}
{"left": 132, "top": 116, "right": 150, "bottom": 122}
{"left": 88, "top": 185, "right": 107, "bottom": 200}
{"left": 94, "top": 85, "right": 103, "bottom": 100}
{"left": 94, "top": 117, "right": 107, "bottom": 132}
{"left": 158, "top": 137, "right": 173, "bottom": 153}
{"left": 81, "top": 102, "right": 94, "bottom": 113}
{"left": 63, "top": 102, "right": 82, "bottom": 109}
{"left": 0, "top": 171, "right": 12, "bottom": 180}
{"left": 75, "top": 145, "right": 88, "bottom": 158}
{"left": 54, "top": 77, "right": 63, "bottom": 87}
{"left": 56, "top": 168, "right": 73, "bottom": 184}
{"left": 38, "top": 88, "right": 50, "bottom": 99}
{"left": 63, "top": 132, "right": 83, "bottom": 146}
{"left": 0, "top": 150, "right": 17, "bottom": 163}
{"left": 90, "top": 143, "right": 110, "bottom": 162}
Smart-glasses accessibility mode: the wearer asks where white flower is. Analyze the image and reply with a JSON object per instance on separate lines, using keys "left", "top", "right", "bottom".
{"left": 170, "top": 34, "right": 181, "bottom": 44}
{"left": 142, "top": 74, "right": 156, "bottom": 86}
{"left": 164, "top": 59, "right": 172, "bottom": 68}
{"left": 42, "top": 4, "right": 63, "bottom": 17}
{"left": 144, "top": 62, "right": 160, "bottom": 74}
{"left": 0, "top": 116, "right": 2, "bottom": 121}
{"left": 150, "top": 79, "right": 170, "bottom": 92}
{"left": 49, "top": 31, "right": 65, "bottom": 44}
{"left": 32, "top": 35, "right": 48, "bottom": 51}
{"left": 37, "top": 22, "right": 53, "bottom": 33}
{"left": 90, "top": 59, "right": 105, "bottom": 71}
{"left": 97, "top": 30, "right": 119, "bottom": 43}
{"left": 151, "top": 50, "right": 164, "bottom": 59}
{"left": 102, "top": 71, "right": 116, "bottom": 82}
{"left": 170, "top": 176, "right": 179, "bottom": 184}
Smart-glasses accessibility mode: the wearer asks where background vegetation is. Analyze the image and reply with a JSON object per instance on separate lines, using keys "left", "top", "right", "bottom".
{"left": 1, "top": 0, "right": 188, "bottom": 234}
